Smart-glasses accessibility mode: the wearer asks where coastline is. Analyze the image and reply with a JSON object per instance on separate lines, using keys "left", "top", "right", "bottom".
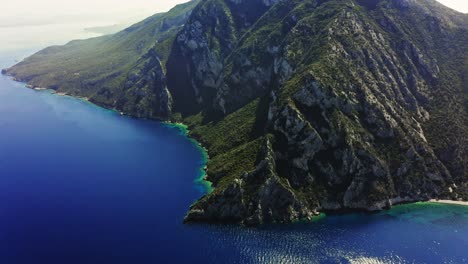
{"left": 165, "top": 122, "right": 213, "bottom": 194}
{"left": 4, "top": 73, "right": 466, "bottom": 224}
{"left": 2, "top": 74, "right": 214, "bottom": 196}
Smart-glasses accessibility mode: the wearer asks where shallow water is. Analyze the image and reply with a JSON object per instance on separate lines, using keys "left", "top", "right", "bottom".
{"left": 0, "top": 51, "right": 467, "bottom": 264}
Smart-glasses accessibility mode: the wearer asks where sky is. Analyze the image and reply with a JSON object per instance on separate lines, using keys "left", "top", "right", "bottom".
{"left": 0, "top": 0, "right": 189, "bottom": 52}
{"left": 0, "top": 0, "right": 189, "bottom": 27}
{"left": 437, "top": 0, "right": 468, "bottom": 13}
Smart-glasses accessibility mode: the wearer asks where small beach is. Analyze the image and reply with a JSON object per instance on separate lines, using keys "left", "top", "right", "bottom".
{"left": 430, "top": 200, "right": 468, "bottom": 206}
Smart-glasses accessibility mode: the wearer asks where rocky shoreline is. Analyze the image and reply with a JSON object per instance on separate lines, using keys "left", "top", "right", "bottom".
{"left": 2, "top": 63, "right": 466, "bottom": 227}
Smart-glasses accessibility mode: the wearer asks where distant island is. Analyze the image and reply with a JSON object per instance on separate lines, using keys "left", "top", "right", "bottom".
{"left": 3, "top": 0, "right": 467, "bottom": 225}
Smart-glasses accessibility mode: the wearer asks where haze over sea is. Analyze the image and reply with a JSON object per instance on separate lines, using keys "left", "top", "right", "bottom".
{"left": 0, "top": 2, "right": 467, "bottom": 264}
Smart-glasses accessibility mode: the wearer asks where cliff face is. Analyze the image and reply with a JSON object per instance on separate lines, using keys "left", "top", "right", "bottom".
{"left": 3, "top": 0, "right": 468, "bottom": 225}
{"left": 166, "top": 0, "right": 281, "bottom": 116}
{"left": 180, "top": 0, "right": 468, "bottom": 225}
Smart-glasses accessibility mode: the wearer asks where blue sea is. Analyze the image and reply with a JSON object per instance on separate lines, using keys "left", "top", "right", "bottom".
{"left": 0, "top": 51, "right": 467, "bottom": 264}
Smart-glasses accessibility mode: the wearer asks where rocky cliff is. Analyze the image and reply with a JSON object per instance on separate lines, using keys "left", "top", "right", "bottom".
{"left": 179, "top": 0, "right": 468, "bottom": 225}
{"left": 3, "top": 0, "right": 468, "bottom": 225}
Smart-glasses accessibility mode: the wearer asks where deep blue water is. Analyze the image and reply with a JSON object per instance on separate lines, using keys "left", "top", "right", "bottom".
{"left": 0, "top": 53, "right": 467, "bottom": 264}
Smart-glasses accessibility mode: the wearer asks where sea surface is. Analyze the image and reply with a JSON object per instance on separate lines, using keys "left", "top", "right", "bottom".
{"left": 0, "top": 47, "right": 467, "bottom": 264}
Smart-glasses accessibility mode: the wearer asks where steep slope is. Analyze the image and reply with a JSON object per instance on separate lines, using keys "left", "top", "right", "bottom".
{"left": 177, "top": 0, "right": 468, "bottom": 224}
{"left": 3, "top": 0, "right": 467, "bottom": 225}
{"left": 166, "top": 0, "right": 281, "bottom": 116}
{"left": 3, "top": 0, "right": 200, "bottom": 118}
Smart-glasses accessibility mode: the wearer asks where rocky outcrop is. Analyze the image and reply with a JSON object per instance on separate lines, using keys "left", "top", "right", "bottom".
{"left": 168, "top": 0, "right": 288, "bottom": 115}
{"left": 185, "top": 136, "right": 320, "bottom": 225}
{"left": 184, "top": 0, "right": 467, "bottom": 224}
{"left": 119, "top": 50, "right": 173, "bottom": 118}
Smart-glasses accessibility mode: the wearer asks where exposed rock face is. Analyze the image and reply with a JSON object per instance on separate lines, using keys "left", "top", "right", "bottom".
{"left": 185, "top": 137, "right": 318, "bottom": 225}
{"left": 118, "top": 50, "right": 173, "bottom": 118}
{"left": 182, "top": 0, "right": 467, "bottom": 225}
{"left": 167, "top": 0, "right": 286, "bottom": 115}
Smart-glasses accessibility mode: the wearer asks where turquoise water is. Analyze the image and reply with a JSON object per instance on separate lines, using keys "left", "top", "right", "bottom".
{"left": 0, "top": 52, "right": 467, "bottom": 263}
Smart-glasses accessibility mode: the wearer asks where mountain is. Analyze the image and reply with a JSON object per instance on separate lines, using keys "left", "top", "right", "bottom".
{"left": 3, "top": 0, "right": 468, "bottom": 225}
{"left": 3, "top": 0, "right": 200, "bottom": 118}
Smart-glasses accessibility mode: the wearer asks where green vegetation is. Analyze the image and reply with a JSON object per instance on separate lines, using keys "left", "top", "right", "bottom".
{"left": 185, "top": 99, "right": 262, "bottom": 155}
{"left": 184, "top": 99, "right": 266, "bottom": 188}
{"left": 5, "top": 0, "right": 200, "bottom": 108}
